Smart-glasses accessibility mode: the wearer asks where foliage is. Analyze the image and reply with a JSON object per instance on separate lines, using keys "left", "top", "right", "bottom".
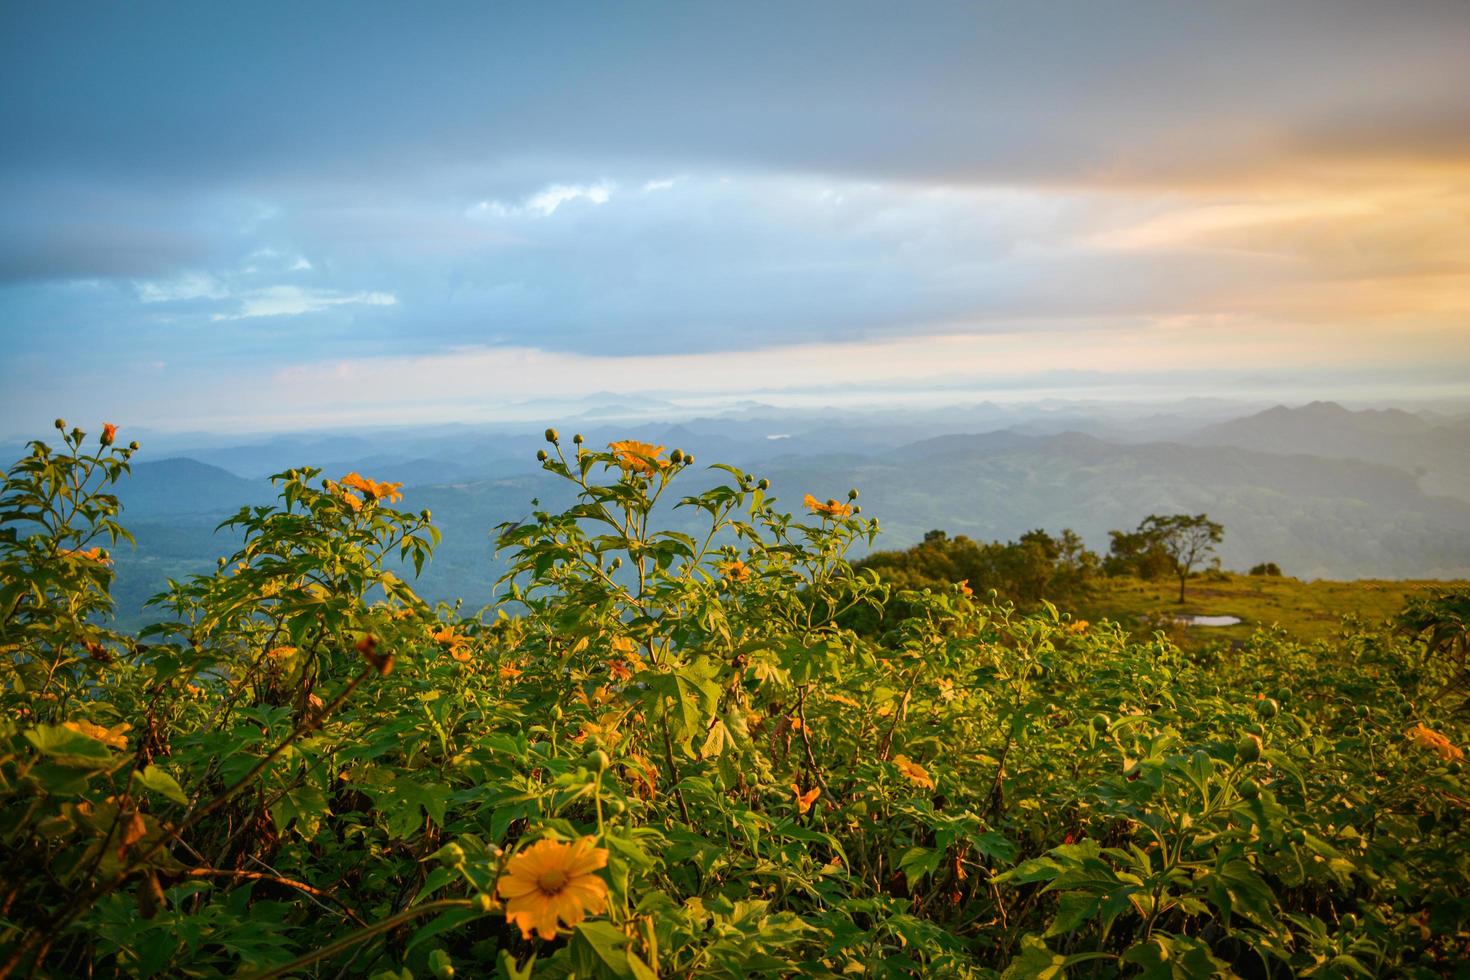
{"left": 1397, "top": 588, "right": 1470, "bottom": 700}
{"left": 849, "top": 528, "right": 1098, "bottom": 632}
{"left": 1249, "top": 563, "right": 1283, "bottom": 577}
{"left": 2, "top": 428, "right": 1468, "bottom": 978}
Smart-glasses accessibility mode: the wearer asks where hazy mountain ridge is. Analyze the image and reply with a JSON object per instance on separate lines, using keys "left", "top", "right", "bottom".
{"left": 1189, "top": 401, "right": 1470, "bottom": 502}
{"left": 89, "top": 403, "right": 1470, "bottom": 626}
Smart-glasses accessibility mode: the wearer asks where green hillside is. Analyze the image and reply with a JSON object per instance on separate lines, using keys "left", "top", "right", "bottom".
{"left": 1084, "top": 573, "right": 1457, "bottom": 648}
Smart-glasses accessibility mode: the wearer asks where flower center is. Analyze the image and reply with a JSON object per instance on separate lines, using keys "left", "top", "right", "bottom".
{"left": 537, "top": 869, "right": 569, "bottom": 894}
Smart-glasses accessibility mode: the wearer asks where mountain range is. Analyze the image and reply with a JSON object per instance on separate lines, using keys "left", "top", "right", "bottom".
{"left": 68, "top": 399, "right": 1470, "bottom": 626}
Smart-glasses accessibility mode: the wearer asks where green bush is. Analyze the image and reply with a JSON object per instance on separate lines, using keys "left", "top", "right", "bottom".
{"left": 2, "top": 430, "right": 1466, "bottom": 978}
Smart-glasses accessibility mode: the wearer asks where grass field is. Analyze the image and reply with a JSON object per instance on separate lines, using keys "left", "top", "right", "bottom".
{"left": 1085, "top": 572, "right": 1463, "bottom": 647}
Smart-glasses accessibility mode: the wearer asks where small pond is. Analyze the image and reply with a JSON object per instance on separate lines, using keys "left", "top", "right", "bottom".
{"left": 1174, "top": 614, "right": 1243, "bottom": 627}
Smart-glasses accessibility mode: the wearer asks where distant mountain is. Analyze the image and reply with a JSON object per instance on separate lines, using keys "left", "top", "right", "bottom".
{"left": 122, "top": 458, "right": 273, "bottom": 519}
{"left": 24, "top": 403, "right": 1470, "bottom": 628}
{"left": 760, "top": 431, "right": 1470, "bottom": 580}
{"left": 1189, "top": 401, "right": 1470, "bottom": 502}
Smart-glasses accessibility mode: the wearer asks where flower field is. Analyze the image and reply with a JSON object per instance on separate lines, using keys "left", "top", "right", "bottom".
{"left": 2, "top": 425, "right": 1467, "bottom": 978}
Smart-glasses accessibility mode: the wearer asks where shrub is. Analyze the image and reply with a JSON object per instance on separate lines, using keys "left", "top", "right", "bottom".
{"left": 1, "top": 429, "right": 1466, "bottom": 977}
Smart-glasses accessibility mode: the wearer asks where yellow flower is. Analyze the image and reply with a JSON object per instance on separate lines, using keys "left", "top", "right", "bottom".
{"left": 341, "top": 472, "right": 404, "bottom": 504}
{"left": 610, "top": 635, "right": 638, "bottom": 656}
{"left": 720, "top": 560, "right": 751, "bottom": 583}
{"left": 803, "top": 494, "right": 853, "bottom": 519}
{"left": 792, "top": 784, "right": 821, "bottom": 814}
{"left": 892, "top": 754, "right": 936, "bottom": 790}
{"left": 1407, "top": 723, "right": 1464, "bottom": 761}
{"left": 62, "top": 719, "right": 131, "bottom": 749}
{"left": 497, "top": 837, "right": 610, "bottom": 940}
{"left": 432, "top": 626, "right": 461, "bottom": 646}
{"left": 607, "top": 440, "right": 669, "bottom": 477}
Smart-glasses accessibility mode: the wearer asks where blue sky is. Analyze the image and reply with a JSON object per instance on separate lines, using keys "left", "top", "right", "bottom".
{"left": 3, "top": 1, "right": 1469, "bottom": 433}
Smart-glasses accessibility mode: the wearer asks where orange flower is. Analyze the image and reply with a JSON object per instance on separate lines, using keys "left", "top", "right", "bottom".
{"left": 803, "top": 494, "right": 853, "bottom": 519}
{"left": 100, "top": 423, "right": 118, "bottom": 447}
{"left": 609, "top": 659, "right": 633, "bottom": 682}
{"left": 610, "top": 635, "right": 638, "bottom": 656}
{"left": 63, "top": 719, "right": 131, "bottom": 749}
{"left": 958, "top": 580, "right": 973, "bottom": 597}
{"left": 792, "top": 784, "right": 821, "bottom": 814}
{"left": 607, "top": 440, "right": 669, "bottom": 477}
{"left": 1407, "top": 723, "right": 1464, "bottom": 761}
{"left": 432, "top": 626, "right": 460, "bottom": 646}
{"left": 341, "top": 472, "right": 404, "bottom": 504}
{"left": 60, "top": 547, "right": 112, "bottom": 566}
{"left": 340, "top": 490, "right": 364, "bottom": 512}
{"left": 892, "top": 754, "right": 936, "bottom": 790}
{"left": 497, "top": 837, "right": 610, "bottom": 941}
{"left": 499, "top": 663, "right": 523, "bottom": 680}
{"left": 1068, "top": 620, "right": 1089, "bottom": 633}
{"left": 720, "top": 560, "right": 751, "bottom": 583}
{"left": 265, "top": 645, "right": 297, "bottom": 659}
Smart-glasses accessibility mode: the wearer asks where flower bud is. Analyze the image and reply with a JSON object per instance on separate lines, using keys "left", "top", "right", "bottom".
{"left": 476, "top": 892, "right": 494, "bottom": 913}
{"left": 438, "top": 842, "right": 466, "bottom": 866}
{"left": 1236, "top": 734, "right": 1262, "bottom": 763}
{"left": 1090, "top": 713, "right": 1110, "bottom": 732}
{"left": 757, "top": 478, "right": 769, "bottom": 490}
{"left": 421, "top": 509, "right": 432, "bottom": 521}
{"left": 588, "top": 748, "right": 610, "bottom": 772}
{"left": 670, "top": 449, "right": 684, "bottom": 465}
{"left": 683, "top": 453, "right": 694, "bottom": 466}
{"left": 536, "top": 450, "right": 548, "bottom": 462}
{"left": 128, "top": 441, "right": 140, "bottom": 451}
{"left": 54, "top": 418, "right": 66, "bottom": 430}
{"left": 100, "top": 423, "right": 117, "bottom": 447}
{"left": 544, "top": 428, "right": 559, "bottom": 443}
{"left": 573, "top": 433, "right": 584, "bottom": 444}
{"left": 848, "top": 488, "right": 859, "bottom": 500}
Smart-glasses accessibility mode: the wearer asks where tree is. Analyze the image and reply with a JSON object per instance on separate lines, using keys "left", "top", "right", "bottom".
{"left": 1137, "top": 513, "right": 1225, "bottom": 603}
{"left": 1103, "top": 528, "right": 1173, "bottom": 580}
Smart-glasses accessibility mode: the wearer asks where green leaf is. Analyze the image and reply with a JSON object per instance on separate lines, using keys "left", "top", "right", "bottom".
{"left": 571, "top": 920, "right": 635, "bottom": 978}
{"left": 1045, "top": 892, "right": 1098, "bottom": 938}
{"left": 136, "top": 764, "right": 188, "bottom": 804}
{"left": 23, "top": 724, "right": 113, "bottom": 767}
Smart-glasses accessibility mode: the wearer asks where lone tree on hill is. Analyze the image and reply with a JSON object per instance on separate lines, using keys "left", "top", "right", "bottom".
{"left": 1138, "top": 513, "right": 1225, "bottom": 603}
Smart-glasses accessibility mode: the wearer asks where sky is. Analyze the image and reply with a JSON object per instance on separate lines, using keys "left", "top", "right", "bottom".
{"left": 2, "top": 0, "right": 1469, "bottom": 435}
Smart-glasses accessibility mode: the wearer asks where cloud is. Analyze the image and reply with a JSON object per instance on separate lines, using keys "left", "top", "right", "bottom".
{"left": 469, "top": 181, "right": 614, "bottom": 218}
{"left": 135, "top": 272, "right": 229, "bottom": 303}
{"left": 1, "top": 2, "right": 1467, "bottom": 430}
{"left": 210, "top": 286, "right": 397, "bottom": 321}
